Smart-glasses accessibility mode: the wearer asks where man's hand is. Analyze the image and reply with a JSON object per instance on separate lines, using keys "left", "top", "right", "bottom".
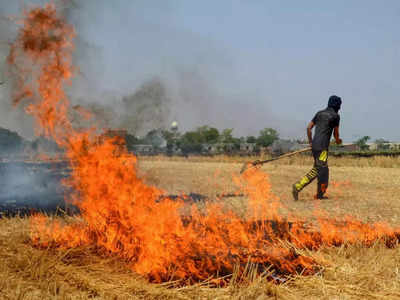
{"left": 333, "top": 126, "right": 341, "bottom": 146}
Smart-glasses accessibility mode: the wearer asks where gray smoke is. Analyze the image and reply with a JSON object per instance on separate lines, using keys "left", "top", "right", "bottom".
{"left": 0, "top": 2, "right": 36, "bottom": 139}
{"left": 54, "top": 0, "right": 290, "bottom": 138}
{"left": 0, "top": 161, "right": 70, "bottom": 214}
{"left": 0, "top": 0, "right": 303, "bottom": 141}
{"left": 0, "top": 0, "right": 91, "bottom": 139}
{"left": 70, "top": 78, "right": 171, "bottom": 136}
{"left": 120, "top": 78, "right": 171, "bottom": 135}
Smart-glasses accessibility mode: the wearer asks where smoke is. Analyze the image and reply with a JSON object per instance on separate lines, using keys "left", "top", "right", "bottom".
{"left": 0, "top": 161, "right": 69, "bottom": 213}
{"left": 0, "top": 0, "right": 90, "bottom": 139}
{"left": 0, "top": 3, "right": 35, "bottom": 138}
{"left": 0, "top": 0, "right": 303, "bottom": 140}
{"left": 52, "top": 0, "right": 288, "bottom": 138}
{"left": 120, "top": 78, "right": 171, "bottom": 135}
{"left": 69, "top": 78, "right": 171, "bottom": 136}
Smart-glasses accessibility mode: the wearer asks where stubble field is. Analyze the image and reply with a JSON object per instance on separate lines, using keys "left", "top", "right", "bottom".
{"left": 1, "top": 155, "right": 400, "bottom": 299}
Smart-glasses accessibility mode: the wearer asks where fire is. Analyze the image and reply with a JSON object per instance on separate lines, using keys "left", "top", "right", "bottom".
{"left": 8, "top": 2, "right": 400, "bottom": 284}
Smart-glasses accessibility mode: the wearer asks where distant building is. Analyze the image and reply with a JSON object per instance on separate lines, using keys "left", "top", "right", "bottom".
{"left": 240, "top": 143, "right": 256, "bottom": 154}
{"left": 143, "top": 129, "right": 167, "bottom": 149}
{"left": 220, "top": 143, "right": 235, "bottom": 153}
{"left": 169, "top": 144, "right": 181, "bottom": 155}
{"left": 201, "top": 144, "right": 218, "bottom": 154}
{"left": 337, "top": 144, "right": 360, "bottom": 152}
{"left": 200, "top": 143, "right": 237, "bottom": 155}
{"left": 171, "top": 121, "right": 178, "bottom": 132}
{"left": 132, "top": 144, "right": 154, "bottom": 155}
{"left": 389, "top": 143, "right": 400, "bottom": 150}
{"left": 367, "top": 142, "right": 400, "bottom": 151}
{"left": 270, "top": 139, "right": 304, "bottom": 156}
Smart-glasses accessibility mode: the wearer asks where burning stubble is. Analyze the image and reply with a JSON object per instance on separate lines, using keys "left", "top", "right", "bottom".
{"left": 6, "top": 2, "right": 400, "bottom": 285}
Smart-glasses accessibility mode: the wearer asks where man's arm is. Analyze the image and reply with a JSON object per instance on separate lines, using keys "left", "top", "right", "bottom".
{"left": 307, "top": 121, "right": 314, "bottom": 147}
{"left": 333, "top": 126, "right": 342, "bottom": 145}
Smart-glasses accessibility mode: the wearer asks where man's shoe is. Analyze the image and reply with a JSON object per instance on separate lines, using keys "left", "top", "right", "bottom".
{"left": 314, "top": 194, "right": 329, "bottom": 200}
{"left": 292, "top": 184, "right": 299, "bottom": 201}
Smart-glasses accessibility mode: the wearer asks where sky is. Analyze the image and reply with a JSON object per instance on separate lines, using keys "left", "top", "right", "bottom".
{"left": 1, "top": 0, "right": 400, "bottom": 142}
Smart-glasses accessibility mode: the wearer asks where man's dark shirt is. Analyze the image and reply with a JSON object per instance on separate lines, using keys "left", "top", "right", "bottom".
{"left": 311, "top": 107, "right": 340, "bottom": 151}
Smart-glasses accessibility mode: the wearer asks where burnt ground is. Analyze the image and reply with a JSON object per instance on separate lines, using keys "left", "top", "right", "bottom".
{"left": 0, "top": 161, "right": 72, "bottom": 216}
{"left": 0, "top": 161, "right": 212, "bottom": 217}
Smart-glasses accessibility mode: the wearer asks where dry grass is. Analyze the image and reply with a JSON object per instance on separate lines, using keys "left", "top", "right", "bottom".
{"left": 1, "top": 157, "right": 400, "bottom": 299}
{"left": 141, "top": 154, "right": 400, "bottom": 168}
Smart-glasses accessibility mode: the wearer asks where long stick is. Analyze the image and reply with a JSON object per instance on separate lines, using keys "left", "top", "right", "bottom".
{"left": 240, "top": 147, "right": 311, "bottom": 174}
{"left": 256, "top": 147, "right": 312, "bottom": 165}
{"left": 240, "top": 144, "right": 352, "bottom": 174}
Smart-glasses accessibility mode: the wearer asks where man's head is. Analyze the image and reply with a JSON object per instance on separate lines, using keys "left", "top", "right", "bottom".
{"left": 328, "top": 95, "right": 342, "bottom": 112}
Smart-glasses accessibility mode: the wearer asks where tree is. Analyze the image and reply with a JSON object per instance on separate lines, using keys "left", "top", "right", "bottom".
{"left": 257, "top": 128, "right": 279, "bottom": 147}
{"left": 196, "top": 126, "right": 219, "bottom": 144}
{"left": 142, "top": 129, "right": 166, "bottom": 148}
{"left": 175, "top": 125, "right": 221, "bottom": 155}
{"left": 177, "top": 131, "right": 203, "bottom": 154}
{"left": 246, "top": 136, "right": 257, "bottom": 143}
{"left": 220, "top": 128, "right": 235, "bottom": 144}
{"left": 355, "top": 136, "right": 370, "bottom": 151}
{"left": 162, "top": 129, "right": 180, "bottom": 154}
{"left": 125, "top": 133, "right": 139, "bottom": 152}
{"left": 375, "top": 138, "right": 390, "bottom": 151}
{"left": 161, "top": 130, "right": 175, "bottom": 142}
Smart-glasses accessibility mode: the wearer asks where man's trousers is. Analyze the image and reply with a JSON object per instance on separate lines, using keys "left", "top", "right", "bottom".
{"left": 294, "top": 149, "right": 329, "bottom": 198}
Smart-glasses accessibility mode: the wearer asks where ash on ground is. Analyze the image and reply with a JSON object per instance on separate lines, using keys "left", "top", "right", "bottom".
{"left": 0, "top": 161, "right": 71, "bottom": 216}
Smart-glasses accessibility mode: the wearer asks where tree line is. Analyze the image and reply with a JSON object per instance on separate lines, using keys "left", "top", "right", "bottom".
{"left": 126, "top": 126, "right": 280, "bottom": 155}
{"left": 1, "top": 125, "right": 398, "bottom": 158}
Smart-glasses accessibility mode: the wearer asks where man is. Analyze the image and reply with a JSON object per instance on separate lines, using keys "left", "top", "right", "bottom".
{"left": 292, "top": 95, "right": 342, "bottom": 200}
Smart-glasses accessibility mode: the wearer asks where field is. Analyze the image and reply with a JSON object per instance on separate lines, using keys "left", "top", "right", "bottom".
{"left": 1, "top": 155, "right": 400, "bottom": 299}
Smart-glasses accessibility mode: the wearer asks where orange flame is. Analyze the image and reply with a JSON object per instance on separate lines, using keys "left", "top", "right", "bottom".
{"left": 9, "top": 3, "right": 400, "bottom": 284}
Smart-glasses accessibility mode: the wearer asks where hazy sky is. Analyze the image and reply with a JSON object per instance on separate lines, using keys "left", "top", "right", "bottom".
{"left": 1, "top": 0, "right": 400, "bottom": 141}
